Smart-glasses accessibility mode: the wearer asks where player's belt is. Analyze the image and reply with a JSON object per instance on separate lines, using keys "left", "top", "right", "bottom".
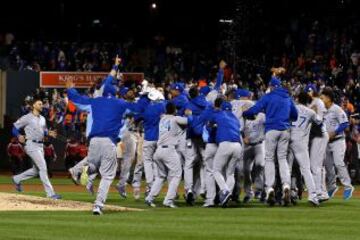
{"left": 329, "top": 137, "right": 344, "bottom": 143}
{"left": 159, "top": 145, "right": 175, "bottom": 148}
{"left": 248, "top": 141, "right": 263, "bottom": 146}
{"left": 26, "top": 140, "right": 44, "bottom": 144}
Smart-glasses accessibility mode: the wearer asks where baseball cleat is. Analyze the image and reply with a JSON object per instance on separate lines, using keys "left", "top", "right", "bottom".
{"left": 266, "top": 189, "right": 276, "bottom": 206}
{"left": 308, "top": 197, "right": 320, "bottom": 207}
{"left": 68, "top": 168, "right": 80, "bottom": 185}
{"left": 92, "top": 205, "right": 103, "bottom": 215}
{"left": 163, "top": 202, "right": 178, "bottom": 208}
{"left": 12, "top": 177, "right": 23, "bottom": 193}
{"left": 186, "top": 191, "right": 195, "bottom": 205}
{"left": 243, "top": 192, "right": 254, "bottom": 204}
{"left": 219, "top": 190, "right": 232, "bottom": 208}
{"left": 290, "top": 190, "right": 298, "bottom": 206}
{"left": 202, "top": 202, "right": 215, "bottom": 208}
{"left": 317, "top": 193, "right": 329, "bottom": 203}
{"left": 283, "top": 187, "right": 291, "bottom": 206}
{"left": 49, "top": 194, "right": 62, "bottom": 200}
{"left": 133, "top": 187, "right": 141, "bottom": 200}
{"left": 116, "top": 185, "right": 127, "bottom": 198}
{"left": 343, "top": 186, "right": 354, "bottom": 200}
{"left": 328, "top": 186, "right": 339, "bottom": 198}
{"left": 254, "top": 190, "right": 262, "bottom": 200}
{"left": 145, "top": 199, "right": 156, "bottom": 208}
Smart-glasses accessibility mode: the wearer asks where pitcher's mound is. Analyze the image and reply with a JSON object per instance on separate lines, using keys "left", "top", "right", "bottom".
{"left": 0, "top": 192, "right": 142, "bottom": 212}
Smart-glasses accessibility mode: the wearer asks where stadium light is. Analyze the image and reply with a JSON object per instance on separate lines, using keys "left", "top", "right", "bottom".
{"left": 219, "top": 19, "right": 233, "bottom": 24}
{"left": 151, "top": 3, "right": 157, "bottom": 9}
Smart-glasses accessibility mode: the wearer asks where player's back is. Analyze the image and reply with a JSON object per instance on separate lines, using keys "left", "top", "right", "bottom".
{"left": 88, "top": 97, "right": 129, "bottom": 143}
{"left": 290, "top": 104, "right": 316, "bottom": 140}
{"left": 157, "top": 114, "right": 187, "bottom": 147}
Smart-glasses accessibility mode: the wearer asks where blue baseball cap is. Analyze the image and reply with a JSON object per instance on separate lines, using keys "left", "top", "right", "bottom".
{"left": 269, "top": 76, "right": 281, "bottom": 88}
{"left": 102, "top": 85, "right": 117, "bottom": 97}
{"left": 304, "top": 84, "right": 318, "bottom": 93}
{"left": 236, "top": 89, "right": 251, "bottom": 99}
{"left": 199, "top": 86, "right": 211, "bottom": 96}
{"left": 221, "top": 101, "right": 232, "bottom": 111}
{"left": 169, "top": 83, "right": 184, "bottom": 92}
{"left": 119, "top": 87, "right": 130, "bottom": 97}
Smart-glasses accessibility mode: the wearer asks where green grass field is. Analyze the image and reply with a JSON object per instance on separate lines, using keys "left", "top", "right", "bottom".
{"left": 0, "top": 177, "right": 359, "bottom": 240}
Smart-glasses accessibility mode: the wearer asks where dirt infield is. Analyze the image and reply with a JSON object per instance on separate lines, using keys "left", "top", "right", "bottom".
{"left": 0, "top": 192, "right": 142, "bottom": 211}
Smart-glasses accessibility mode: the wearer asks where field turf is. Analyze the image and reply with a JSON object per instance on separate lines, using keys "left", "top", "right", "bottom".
{"left": 0, "top": 176, "right": 359, "bottom": 240}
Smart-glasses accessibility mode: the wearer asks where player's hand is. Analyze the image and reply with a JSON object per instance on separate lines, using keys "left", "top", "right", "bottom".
{"left": 185, "top": 109, "right": 192, "bottom": 116}
{"left": 328, "top": 132, "right": 336, "bottom": 140}
{"left": 278, "top": 67, "right": 286, "bottom": 74}
{"left": 219, "top": 60, "right": 227, "bottom": 70}
{"left": 243, "top": 137, "right": 250, "bottom": 145}
{"left": 65, "top": 79, "right": 75, "bottom": 89}
{"left": 18, "top": 135, "right": 25, "bottom": 144}
{"left": 48, "top": 130, "right": 57, "bottom": 138}
{"left": 115, "top": 55, "right": 122, "bottom": 66}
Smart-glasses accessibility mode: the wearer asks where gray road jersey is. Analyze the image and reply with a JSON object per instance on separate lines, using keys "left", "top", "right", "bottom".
{"left": 290, "top": 104, "right": 321, "bottom": 140}
{"left": 323, "top": 103, "right": 348, "bottom": 138}
{"left": 14, "top": 113, "right": 47, "bottom": 142}
{"left": 309, "top": 97, "right": 327, "bottom": 134}
{"left": 157, "top": 115, "right": 188, "bottom": 147}
{"left": 231, "top": 99, "right": 253, "bottom": 132}
{"left": 244, "top": 113, "right": 265, "bottom": 143}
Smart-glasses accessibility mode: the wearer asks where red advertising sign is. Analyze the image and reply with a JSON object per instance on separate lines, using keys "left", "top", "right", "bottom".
{"left": 40, "top": 72, "right": 144, "bottom": 88}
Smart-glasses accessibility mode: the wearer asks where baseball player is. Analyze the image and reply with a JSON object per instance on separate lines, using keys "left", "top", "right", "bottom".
{"left": 288, "top": 92, "right": 323, "bottom": 206}
{"left": 306, "top": 84, "right": 330, "bottom": 202}
{"left": 69, "top": 57, "right": 122, "bottom": 194}
{"left": 243, "top": 70, "right": 298, "bottom": 206}
{"left": 205, "top": 98, "right": 242, "bottom": 207}
{"left": 183, "top": 86, "right": 211, "bottom": 204}
{"left": 145, "top": 102, "right": 192, "bottom": 208}
{"left": 116, "top": 87, "right": 142, "bottom": 198}
{"left": 241, "top": 97, "right": 266, "bottom": 203}
{"left": 12, "top": 98, "right": 61, "bottom": 199}
{"left": 320, "top": 88, "right": 354, "bottom": 200}
{"left": 201, "top": 109, "right": 218, "bottom": 207}
{"left": 229, "top": 89, "right": 257, "bottom": 202}
{"left": 139, "top": 90, "right": 166, "bottom": 196}
{"left": 169, "top": 83, "right": 189, "bottom": 194}
{"left": 66, "top": 70, "right": 138, "bottom": 215}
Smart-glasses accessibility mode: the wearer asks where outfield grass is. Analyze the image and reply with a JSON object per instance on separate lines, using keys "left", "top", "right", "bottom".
{"left": 0, "top": 177, "right": 359, "bottom": 240}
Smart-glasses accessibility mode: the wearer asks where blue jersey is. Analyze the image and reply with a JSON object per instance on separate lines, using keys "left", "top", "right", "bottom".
{"left": 185, "top": 95, "right": 211, "bottom": 138}
{"left": 171, "top": 93, "right": 189, "bottom": 116}
{"left": 141, "top": 101, "right": 166, "bottom": 141}
{"left": 243, "top": 87, "right": 298, "bottom": 132}
{"left": 67, "top": 88, "right": 136, "bottom": 143}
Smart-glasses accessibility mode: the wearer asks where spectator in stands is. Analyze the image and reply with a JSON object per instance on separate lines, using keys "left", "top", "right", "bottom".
{"left": 64, "top": 137, "right": 79, "bottom": 170}
{"left": 43, "top": 136, "right": 57, "bottom": 178}
{"left": 7, "top": 137, "right": 25, "bottom": 174}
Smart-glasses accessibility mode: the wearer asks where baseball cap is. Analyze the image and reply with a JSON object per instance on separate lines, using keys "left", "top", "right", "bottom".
{"left": 236, "top": 89, "right": 251, "bottom": 98}
{"left": 199, "top": 86, "right": 211, "bottom": 96}
{"left": 304, "top": 83, "right": 318, "bottom": 93}
{"left": 221, "top": 101, "right": 232, "bottom": 111}
{"left": 269, "top": 76, "right": 281, "bottom": 88}
{"left": 119, "top": 87, "right": 130, "bottom": 97}
{"left": 169, "top": 83, "right": 184, "bottom": 92}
